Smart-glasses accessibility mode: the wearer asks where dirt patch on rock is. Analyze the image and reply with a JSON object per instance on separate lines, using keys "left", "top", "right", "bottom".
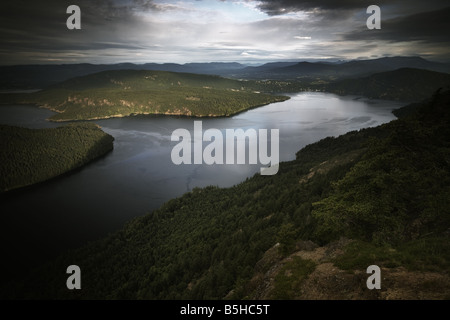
{"left": 244, "top": 238, "right": 450, "bottom": 300}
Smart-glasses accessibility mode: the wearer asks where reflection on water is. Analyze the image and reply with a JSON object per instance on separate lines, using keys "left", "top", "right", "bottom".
{"left": 0, "top": 92, "right": 404, "bottom": 277}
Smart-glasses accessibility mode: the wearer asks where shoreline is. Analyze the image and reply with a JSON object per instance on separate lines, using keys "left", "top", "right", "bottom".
{"left": 43, "top": 95, "right": 291, "bottom": 122}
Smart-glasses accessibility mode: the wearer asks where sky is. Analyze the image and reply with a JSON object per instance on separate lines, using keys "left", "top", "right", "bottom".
{"left": 0, "top": 0, "right": 449, "bottom": 65}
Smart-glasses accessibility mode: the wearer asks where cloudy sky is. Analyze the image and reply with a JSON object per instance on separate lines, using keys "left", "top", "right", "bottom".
{"left": 0, "top": 0, "right": 449, "bottom": 65}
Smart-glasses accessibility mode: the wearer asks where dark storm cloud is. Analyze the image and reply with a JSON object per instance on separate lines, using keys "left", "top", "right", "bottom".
{"left": 249, "top": 0, "right": 450, "bottom": 61}
{"left": 0, "top": 0, "right": 159, "bottom": 53}
{"left": 343, "top": 7, "right": 450, "bottom": 44}
{"left": 0, "top": 0, "right": 155, "bottom": 28}
{"left": 256, "top": 0, "right": 369, "bottom": 15}
{"left": 254, "top": 0, "right": 450, "bottom": 16}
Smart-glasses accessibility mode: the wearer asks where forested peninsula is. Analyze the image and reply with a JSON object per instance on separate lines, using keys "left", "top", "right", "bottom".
{"left": 0, "top": 123, "right": 114, "bottom": 192}
{"left": 5, "top": 70, "right": 289, "bottom": 122}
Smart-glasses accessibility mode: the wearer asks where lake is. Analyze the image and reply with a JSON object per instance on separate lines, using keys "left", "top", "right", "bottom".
{"left": 0, "top": 92, "right": 404, "bottom": 277}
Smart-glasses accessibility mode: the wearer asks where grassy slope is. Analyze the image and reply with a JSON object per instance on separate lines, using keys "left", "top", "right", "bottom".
{"left": 5, "top": 89, "right": 449, "bottom": 300}
{"left": 0, "top": 123, "right": 114, "bottom": 192}
{"left": 10, "top": 70, "right": 289, "bottom": 121}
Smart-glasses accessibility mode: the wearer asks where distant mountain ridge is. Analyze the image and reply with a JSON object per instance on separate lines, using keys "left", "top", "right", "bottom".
{"left": 322, "top": 68, "right": 450, "bottom": 102}
{"left": 241, "top": 56, "right": 450, "bottom": 79}
{"left": 1, "top": 56, "right": 449, "bottom": 89}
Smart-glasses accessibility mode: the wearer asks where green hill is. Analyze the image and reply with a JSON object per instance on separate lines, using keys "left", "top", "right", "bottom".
{"left": 324, "top": 68, "right": 450, "bottom": 102}
{"left": 7, "top": 70, "right": 289, "bottom": 121}
{"left": 5, "top": 89, "right": 449, "bottom": 300}
{"left": 0, "top": 123, "right": 114, "bottom": 192}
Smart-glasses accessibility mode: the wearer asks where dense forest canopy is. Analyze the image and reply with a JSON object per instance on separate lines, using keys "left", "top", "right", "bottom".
{"left": 0, "top": 123, "right": 114, "bottom": 192}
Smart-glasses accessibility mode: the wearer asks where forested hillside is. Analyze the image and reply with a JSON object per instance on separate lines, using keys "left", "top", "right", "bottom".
{"left": 2, "top": 70, "right": 289, "bottom": 121}
{"left": 4, "top": 90, "right": 450, "bottom": 300}
{"left": 0, "top": 123, "right": 114, "bottom": 192}
{"left": 324, "top": 68, "right": 450, "bottom": 102}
